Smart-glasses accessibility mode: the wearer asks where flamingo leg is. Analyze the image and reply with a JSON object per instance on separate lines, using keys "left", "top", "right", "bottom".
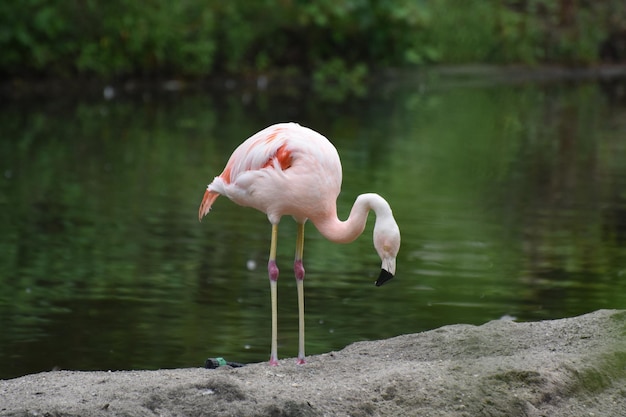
{"left": 268, "top": 224, "right": 279, "bottom": 366}
{"left": 294, "top": 223, "right": 306, "bottom": 364}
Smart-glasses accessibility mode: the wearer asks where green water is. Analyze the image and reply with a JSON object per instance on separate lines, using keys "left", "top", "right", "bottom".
{"left": 1, "top": 75, "right": 626, "bottom": 379}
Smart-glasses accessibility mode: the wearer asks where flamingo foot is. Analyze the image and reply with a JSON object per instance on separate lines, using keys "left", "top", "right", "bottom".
{"left": 296, "top": 357, "right": 306, "bottom": 365}
{"left": 269, "top": 356, "right": 279, "bottom": 366}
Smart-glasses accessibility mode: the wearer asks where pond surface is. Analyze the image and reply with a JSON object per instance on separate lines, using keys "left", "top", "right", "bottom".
{"left": 1, "top": 73, "right": 626, "bottom": 379}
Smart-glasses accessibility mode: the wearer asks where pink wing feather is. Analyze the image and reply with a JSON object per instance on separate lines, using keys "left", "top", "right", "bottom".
{"left": 198, "top": 124, "right": 294, "bottom": 220}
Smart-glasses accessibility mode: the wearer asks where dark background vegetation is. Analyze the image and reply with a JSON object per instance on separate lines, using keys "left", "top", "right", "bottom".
{"left": 2, "top": 0, "right": 626, "bottom": 84}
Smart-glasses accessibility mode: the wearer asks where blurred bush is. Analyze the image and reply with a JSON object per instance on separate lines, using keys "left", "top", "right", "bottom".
{"left": 0, "top": 0, "right": 625, "bottom": 80}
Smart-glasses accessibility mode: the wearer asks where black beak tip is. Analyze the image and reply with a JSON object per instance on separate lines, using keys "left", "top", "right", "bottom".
{"left": 375, "top": 269, "right": 394, "bottom": 287}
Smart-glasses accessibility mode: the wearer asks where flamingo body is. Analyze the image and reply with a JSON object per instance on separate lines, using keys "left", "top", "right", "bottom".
{"left": 199, "top": 122, "right": 400, "bottom": 365}
{"left": 200, "top": 123, "right": 341, "bottom": 225}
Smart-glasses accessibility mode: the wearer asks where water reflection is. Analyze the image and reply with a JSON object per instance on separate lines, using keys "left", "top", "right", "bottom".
{"left": 1, "top": 75, "right": 625, "bottom": 379}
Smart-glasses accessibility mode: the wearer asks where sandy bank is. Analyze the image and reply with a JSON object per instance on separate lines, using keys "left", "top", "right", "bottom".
{"left": 1, "top": 309, "right": 624, "bottom": 417}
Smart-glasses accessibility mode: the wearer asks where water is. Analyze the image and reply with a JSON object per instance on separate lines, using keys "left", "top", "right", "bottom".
{"left": 1, "top": 74, "right": 626, "bottom": 380}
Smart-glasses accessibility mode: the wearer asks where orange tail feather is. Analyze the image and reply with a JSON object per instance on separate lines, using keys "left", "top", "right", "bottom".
{"left": 199, "top": 189, "right": 220, "bottom": 221}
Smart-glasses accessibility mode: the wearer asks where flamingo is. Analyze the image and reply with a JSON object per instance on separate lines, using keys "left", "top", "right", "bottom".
{"left": 198, "top": 122, "right": 401, "bottom": 365}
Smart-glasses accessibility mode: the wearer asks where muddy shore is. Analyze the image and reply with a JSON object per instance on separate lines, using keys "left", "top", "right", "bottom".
{"left": 1, "top": 309, "right": 624, "bottom": 417}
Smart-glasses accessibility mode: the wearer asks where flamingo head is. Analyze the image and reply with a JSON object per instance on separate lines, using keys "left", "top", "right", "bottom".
{"left": 373, "top": 218, "right": 401, "bottom": 286}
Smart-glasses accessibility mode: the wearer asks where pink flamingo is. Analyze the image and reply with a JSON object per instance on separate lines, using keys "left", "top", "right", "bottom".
{"left": 199, "top": 122, "right": 401, "bottom": 365}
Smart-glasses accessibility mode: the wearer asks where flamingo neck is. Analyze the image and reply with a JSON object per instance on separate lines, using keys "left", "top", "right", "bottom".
{"left": 312, "top": 193, "right": 392, "bottom": 244}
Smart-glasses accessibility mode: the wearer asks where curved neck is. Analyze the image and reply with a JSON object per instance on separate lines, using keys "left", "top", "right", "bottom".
{"left": 311, "top": 193, "right": 392, "bottom": 244}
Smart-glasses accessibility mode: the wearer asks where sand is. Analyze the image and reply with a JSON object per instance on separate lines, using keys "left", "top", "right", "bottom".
{"left": 1, "top": 309, "right": 625, "bottom": 417}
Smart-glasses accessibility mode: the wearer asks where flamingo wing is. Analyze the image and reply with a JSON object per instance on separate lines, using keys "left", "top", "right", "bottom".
{"left": 198, "top": 124, "right": 297, "bottom": 220}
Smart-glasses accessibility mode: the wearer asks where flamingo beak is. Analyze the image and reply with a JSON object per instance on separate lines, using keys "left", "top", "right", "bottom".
{"left": 375, "top": 256, "right": 396, "bottom": 286}
{"left": 375, "top": 269, "right": 394, "bottom": 286}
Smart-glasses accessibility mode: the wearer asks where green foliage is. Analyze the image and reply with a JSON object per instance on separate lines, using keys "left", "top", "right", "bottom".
{"left": 0, "top": 0, "right": 216, "bottom": 77}
{"left": 491, "top": 0, "right": 626, "bottom": 64}
{"left": 312, "top": 59, "right": 369, "bottom": 101}
{"left": 71, "top": 1, "right": 216, "bottom": 76}
{"left": 0, "top": 0, "right": 625, "bottom": 79}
